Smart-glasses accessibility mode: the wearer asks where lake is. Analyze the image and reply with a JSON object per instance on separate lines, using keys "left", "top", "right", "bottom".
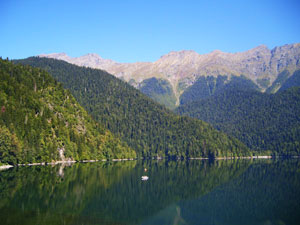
{"left": 0, "top": 159, "right": 299, "bottom": 225}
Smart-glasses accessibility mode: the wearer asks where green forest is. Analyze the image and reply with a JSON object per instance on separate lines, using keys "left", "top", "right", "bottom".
{"left": 138, "top": 77, "right": 177, "bottom": 110}
{"left": 0, "top": 58, "right": 135, "bottom": 165}
{"left": 179, "top": 75, "right": 260, "bottom": 105}
{"left": 15, "top": 57, "right": 250, "bottom": 159}
{"left": 277, "top": 70, "right": 300, "bottom": 92}
{"left": 176, "top": 87, "right": 300, "bottom": 155}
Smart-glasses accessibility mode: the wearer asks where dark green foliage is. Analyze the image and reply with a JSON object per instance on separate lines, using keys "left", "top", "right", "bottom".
{"left": 1, "top": 159, "right": 299, "bottom": 225}
{"left": 0, "top": 126, "right": 21, "bottom": 165}
{"left": 176, "top": 87, "right": 300, "bottom": 155}
{"left": 257, "top": 77, "right": 270, "bottom": 89}
{"left": 220, "top": 75, "right": 260, "bottom": 92}
{"left": 0, "top": 59, "right": 135, "bottom": 164}
{"left": 278, "top": 70, "right": 300, "bottom": 92}
{"left": 180, "top": 76, "right": 218, "bottom": 105}
{"left": 223, "top": 75, "right": 259, "bottom": 93}
{"left": 15, "top": 57, "right": 250, "bottom": 158}
{"left": 138, "top": 77, "right": 177, "bottom": 109}
{"left": 0, "top": 160, "right": 250, "bottom": 225}
{"left": 180, "top": 75, "right": 259, "bottom": 105}
{"left": 178, "top": 160, "right": 300, "bottom": 225}
{"left": 266, "top": 70, "right": 290, "bottom": 93}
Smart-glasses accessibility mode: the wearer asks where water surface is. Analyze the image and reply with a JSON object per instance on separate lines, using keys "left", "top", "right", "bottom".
{"left": 0, "top": 159, "right": 299, "bottom": 225}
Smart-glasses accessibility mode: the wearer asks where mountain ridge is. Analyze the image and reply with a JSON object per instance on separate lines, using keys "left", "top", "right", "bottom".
{"left": 39, "top": 43, "right": 300, "bottom": 107}
{"left": 16, "top": 57, "right": 251, "bottom": 158}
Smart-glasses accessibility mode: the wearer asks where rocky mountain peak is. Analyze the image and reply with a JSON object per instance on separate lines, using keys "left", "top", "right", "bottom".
{"left": 251, "top": 44, "right": 269, "bottom": 51}
{"left": 209, "top": 49, "right": 223, "bottom": 55}
{"left": 39, "top": 52, "right": 70, "bottom": 61}
{"left": 39, "top": 43, "right": 300, "bottom": 106}
{"left": 159, "top": 50, "right": 199, "bottom": 60}
{"left": 82, "top": 53, "right": 102, "bottom": 59}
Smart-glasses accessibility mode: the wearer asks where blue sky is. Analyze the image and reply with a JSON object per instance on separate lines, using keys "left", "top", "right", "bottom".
{"left": 1, "top": 0, "right": 300, "bottom": 62}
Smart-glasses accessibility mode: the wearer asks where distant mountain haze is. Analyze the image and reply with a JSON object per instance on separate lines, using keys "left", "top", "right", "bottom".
{"left": 39, "top": 43, "right": 300, "bottom": 108}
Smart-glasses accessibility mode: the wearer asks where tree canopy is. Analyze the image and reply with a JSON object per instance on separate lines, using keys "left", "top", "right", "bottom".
{"left": 15, "top": 57, "right": 250, "bottom": 159}
{"left": 0, "top": 58, "right": 135, "bottom": 165}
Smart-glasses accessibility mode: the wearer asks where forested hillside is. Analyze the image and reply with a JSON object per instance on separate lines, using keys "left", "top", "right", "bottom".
{"left": 138, "top": 77, "right": 177, "bottom": 109}
{"left": 0, "top": 59, "right": 135, "bottom": 165}
{"left": 266, "top": 70, "right": 291, "bottom": 93}
{"left": 15, "top": 57, "right": 250, "bottom": 159}
{"left": 40, "top": 43, "right": 300, "bottom": 108}
{"left": 179, "top": 75, "right": 260, "bottom": 105}
{"left": 176, "top": 87, "right": 300, "bottom": 155}
{"left": 278, "top": 70, "right": 300, "bottom": 92}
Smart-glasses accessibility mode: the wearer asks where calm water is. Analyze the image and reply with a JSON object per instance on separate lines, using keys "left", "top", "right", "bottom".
{"left": 0, "top": 159, "right": 300, "bottom": 225}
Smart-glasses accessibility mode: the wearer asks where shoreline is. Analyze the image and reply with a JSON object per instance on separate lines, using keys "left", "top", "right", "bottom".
{"left": 190, "top": 155, "right": 300, "bottom": 160}
{"left": 0, "top": 158, "right": 137, "bottom": 170}
{"left": 185, "top": 155, "right": 273, "bottom": 160}
{"left": 1, "top": 155, "right": 299, "bottom": 170}
{"left": 0, "top": 165, "right": 14, "bottom": 170}
{"left": 215, "top": 155, "right": 273, "bottom": 160}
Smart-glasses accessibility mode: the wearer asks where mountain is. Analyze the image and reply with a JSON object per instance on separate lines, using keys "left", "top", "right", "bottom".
{"left": 15, "top": 57, "right": 250, "bottom": 159}
{"left": 278, "top": 70, "right": 300, "bottom": 92}
{"left": 0, "top": 58, "right": 135, "bottom": 165}
{"left": 176, "top": 85, "right": 300, "bottom": 155}
{"left": 179, "top": 75, "right": 260, "bottom": 105}
{"left": 138, "top": 77, "right": 177, "bottom": 109}
{"left": 40, "top": 43, "right": 300, "bottom": 108}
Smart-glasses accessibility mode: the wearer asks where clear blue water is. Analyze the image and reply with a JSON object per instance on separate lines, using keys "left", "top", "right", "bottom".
{"left": 0, "top": 159, "right": 299, "bottom": 225}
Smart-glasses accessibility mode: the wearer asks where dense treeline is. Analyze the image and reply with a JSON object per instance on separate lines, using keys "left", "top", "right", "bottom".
{"left": 0, "top": 59, "right": 135, "bottom": 165}
{"left": 16, "top": 57, "right": 250, "bottom": 158}
{"left": 278, "top": 70, "right": 300, "bottom": 92}
{"left": 179, "top": 75, "right": 260, "bottom": 105}
{"left": 176, "top": 87, "right": 300, "bottom": 155}
{"left": 266, "top": 70, "right": 290, "bottom": 93}
{"left": 138, "top": 77, "right": 177, "bottom": 109}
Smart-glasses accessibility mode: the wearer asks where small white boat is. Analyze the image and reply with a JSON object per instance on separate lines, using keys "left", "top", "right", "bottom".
{"left": 141, "top": 176, "right": 149, "bottom": 181}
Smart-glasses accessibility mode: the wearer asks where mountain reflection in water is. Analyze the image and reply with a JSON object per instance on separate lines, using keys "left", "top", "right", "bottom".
{"left": 0, "top": 159, "right": 299, "bottom": 225}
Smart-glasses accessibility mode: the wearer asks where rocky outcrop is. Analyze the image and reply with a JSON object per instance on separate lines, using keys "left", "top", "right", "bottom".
{"left": 39, "top": 43, "right": 300, "bottom": 105}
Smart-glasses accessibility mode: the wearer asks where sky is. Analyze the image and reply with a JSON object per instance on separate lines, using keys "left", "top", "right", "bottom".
{"left": 0, "top": 0, "right": 300, "bottom": 62}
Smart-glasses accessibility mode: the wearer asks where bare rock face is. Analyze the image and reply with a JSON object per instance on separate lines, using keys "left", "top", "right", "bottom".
{"left": 39, "top": 52, "right": 71, "bottom": 61}
{"left": 39, "top": 43, "right": 300, "bottom": 104}
{"left": 270, "top": 44, "right": 300, "bottom": 74}
{"left": 40, "top": 52, "right": 118, "bottom": 69}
